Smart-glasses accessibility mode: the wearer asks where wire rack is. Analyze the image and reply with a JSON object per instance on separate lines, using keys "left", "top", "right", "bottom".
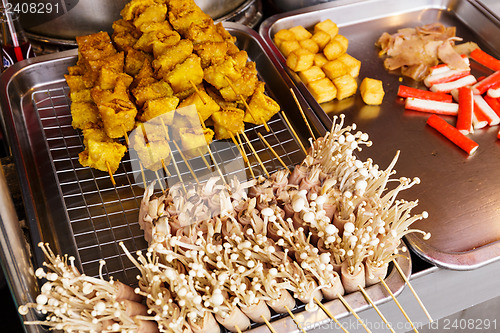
{"left": 31, "top": 86, "right": 306, "bottom": 286}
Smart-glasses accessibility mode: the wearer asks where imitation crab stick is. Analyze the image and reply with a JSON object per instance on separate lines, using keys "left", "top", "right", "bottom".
{"left": 470, "top": 48, "right": 500, "bottom": 71}
{"left": 484, "top": 95, "right": 500, "bottom": 117}
{"left": 456, "top": 87, "right": 474, "bottom": 135}
{"left": 488, "top": 86, "right": 500, "bottom": 98}
{"left": 426, "top": 114, "right": 479, "bottom": 155}
{"left": 472, "top": 110, "right": 489, "bottom": 129}
{"left": 430, "top": 75, "right": 477, "bottom": 93}
{"left": 398, "top": 85, "right": 453, "bottom": 102}
{"left": 471, "top": 70, "right": 500, "bottom": 95}
{"left": 405, "top": 97, "right": 458, "bottom": 115}
{"left": 424, "top": 69, "right": 470, "bottom": 88}
{"left": 428, "top": 55, "right": 469, "bottom": 76}
{"left": 473, "top": 95, "right": 500, "bottom": 125}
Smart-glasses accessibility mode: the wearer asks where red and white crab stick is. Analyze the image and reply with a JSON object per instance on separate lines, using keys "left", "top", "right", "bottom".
{"left": 424, "top": 68, "right": 470, "bottom": 88}
{"left": 428, "top": 55, "right": 469, "bottom": 76}
{"left": 484, "top": 95, "right": 500, "bottom": 117}
{"left": 471, "top": 70, "right": 500, "bottom": 95}
{"left": 430, "top": 75, "right": 477, "bottom": 93}
{"left": 473, "top": 94, "right": 500, "bottom": 126}
{"left": 426, "top": 114, "right": 479, "bottom": 155}
{"left": 470, "top": 48, "right": 500, "bottom": 71}
{"left": 398, "top": 85, "right": 453, "bottom": 102}
{"left": 456, "top": 87, "right": 474, "bottom": 135}
{"left": 405, "top": 97, "right": 458, "bottom": 116}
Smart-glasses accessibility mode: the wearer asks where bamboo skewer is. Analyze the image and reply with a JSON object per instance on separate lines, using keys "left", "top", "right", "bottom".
{"left": 235, "top": 325, "right": 243, "bottom": 333}
{"left": 240, "top": 131, "right": 269, "bottom": 178}
{"left": 313, "top": 296, "right": 349, "bottom": 333}
{"left": 337, "top": 293, "right": 373, "bottom": 333}
{"left": 378, "top": 277, "right": 419, "bottom": 333}
{"left": 197, "top": 148, "right": 212, "bottom": 171}
{"left": 161, "top": 159, "right": 172, "bottom": 177}
{"left": 235, "top": 132, "right": 256, "bottom": 180}
{"left": 290, "top": 88, "right": 316, "bottom": 140}
{"left": 189, "top": 80, "right": 207, "bottom": 105}
{"left": 105, "top": 162, "right": 116, "bottom": 186}
{"left": 171, "top": 139, "right": 200, "bottom": 185}
{"left": 224, "top": 76, "right": 270, "bottom": 132}
{"left": 257, "top": 132, "right": 290, "bottom": 173}
{"left": 285, "top": 305, "right": 307, "bottom": 333}
{"left": 138, "top": 160, "right": 148, "bottom": 190}
{"left": 358, "top": 285, "right": 396, "bottom": 333}
{"left": 281, "top": 111, "right": 307, "bottom": 154}
{"left": 206, "top": 143, "right": 229, "bottom": 188}
{"left": 261, "top": 314, "right": 278, "bottom": 333}
{"left": 392, "top": 260, "right": 433, "bottom": 323}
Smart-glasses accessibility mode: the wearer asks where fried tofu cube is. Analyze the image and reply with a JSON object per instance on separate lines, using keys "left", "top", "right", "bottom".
{"left": 333, "top": 34, "right": 349, "bottom": 51}
{"left": 360, "top": 77, "right": 384, "bottom": 105}
{"left": 314, "top": 19, "right": 339, "bottom": 38}
{"left": 141, "top": 96, "right": 180, "bottom": 122}
{"left": 307, "top": 78, "right": 337, "bottom": 103}
{"left": 273, "top": 29, "right": 296, "bottom": 48}
{"left": 71, "top": 102, "right": 100, "bottom": 129}
{"left": 311, "top": 30, "right": 331, "bottom": 50}
{"left": 323, "top": 39, "right": 346, "bottom": 60}
{"left": 91, "top": 79, "right": 131, "bottom": 105}
{"left": 289, "top": 25, "right": 312, "bottom": 41}
{"left": 332, "top": 74, "right": 358, "bottom": 100}
{"left": 95, "top": 68, "right": 133, "bottom": 91}
{"left": 153, "top": 39, "right": 194, "bottom": 78}
{"left": 98, "top": 100, "right": 138, "bottom": 138}
{"left": 245, "top": 82, "right": 280, "bottom": 124}
{"left": 299, "top": 66, "right": 326, "bottom": 84}
{"left": 178, "top": 88, "right": 220, "bottom": 122}
{"left": 279, "top": 40, "right": 300, "bottom": 58}
{"left": 203, "top": 56, "right": 241, "bottom": 90}
{"left": 322, "top": 59, "right": 348, "bottom": 80}
{"left": 132, "top": 80, "right": 173, "bottom": 107}
{"left": 166, "top": 54, "right": 204, "bottom": 93}
{"left": 337, "top": 53, "right": 361, "bottom": 78}
{"left": 79, "top": 139, "right": 126, "bottom": 174}
{"left": 286, "top": 49, "right": 315, "bottom": 72}
{"left": 211, "top": 107, "right": 245, "bottom": 140}
{"left": 219, "top": 62, "right": 258, "bottom": 102}
{"left": 314, "top": 53, "right": 329, "bottom": 67}
{"left": 299, "top": 39, "right": 320, "bottom": 54}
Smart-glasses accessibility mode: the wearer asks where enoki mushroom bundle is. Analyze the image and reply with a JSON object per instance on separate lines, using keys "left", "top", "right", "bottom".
{"left": 19, "top": 116, "right": 430, "bottom": 333}
{"left": 134, "top": 115, "right": 430, "bottom": 332}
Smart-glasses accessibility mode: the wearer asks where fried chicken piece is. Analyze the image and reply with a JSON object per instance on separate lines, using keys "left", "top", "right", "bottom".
{"left": 178, "top": 87, "right": 220, "bottom": 122}
{"left": 64, "top": 74, "right": 86, "bottom": 92}
{"left": 244, "top": 82, "right": 280, "bottom": 124}
{"left": 153, "top": 39, "right": 193, "bottom": 79}
{"left": 132, "top": 79, "right": 173, "bottom": 107}
{"left": 84, "top": 52, "right": 125, "bottom": 88}
{"left": 211, "top": 107, "right": 245, "bottom": 140}
{"left": 120, "top": 0, "right": 157, "bottom": 21}
{"left": 219, "top": 62, "right": 258, "bottom": 102}
{"left": 91, "top": 78, "right": 131, "bottom": 105}
{"left": 130, "top": 122, "right": 172, "bottom": 171}
{"left": 194, "top": 41, "right": 228, "bottom": 68}
{"left": 185, "top": 19, "right": 224, "bottom": 45}
{"left": 70, "top": 102, "right": 100, "bottom": 130}
{"left": 132, "top": 3, "right": 168, "bottom": 30}
{"left": 131, "top": 59, "right": 156, "bottom": 89}
{"left": 76, "top": 31, "right": 116, "bottom": 62}
{"left": 179, "top": 127, "right": 214, "bottom": 159}
{"left": 95, "top": 68, "right": 133, "bottom": 91}
{"left": 98, "top": 99, "right": 138, "bottom": 138}
{"left": 81, "top": 126, "right": 113, "bottom": 148}
{"left": 79, "top": 139, "right": 127, "bottom": 174}
{"left": 69, "top": 89, "right": 92, "bottom": 103}
{"left": 167, "top": 0, "right": 210, "bottom": 35}
{"left": 134, "top": 28, "right": 180, "bottom": 54}
{"left": 112, "top": 19, "right": 140, "bottom": 52}
{"left": 125, "top": 50, "right": 154, "bottom": 77}
{"left": 141, "top": 96, "right": 180, "bottom": 122}
{"left": 166, "top": 54, "right": 203, "bottom": 93}
{"left": 203, "top": 56, "right": 241, "bottom": 90}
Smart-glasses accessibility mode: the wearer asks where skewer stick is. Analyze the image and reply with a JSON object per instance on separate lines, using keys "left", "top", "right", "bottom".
{"left": 392, "top": 260, "right": 433, "bottom": 322}
{"left": 337, "top": 293, "right": 373, "bottom": 333}
{"left": 189, "top": 80, "right": 207, "bottom": 104}
{"left": 206, "top": 143, "right": 229, "bottom": 188}
{"left": 284, "top": 305, "right": 307, "bottom": 333}
{"left": 358, "top": 285, "right": 396, "bottom": 333}
{"left": 261, "top": 315, "right": 278, "bottom": 333}
{"left": 240, "top": 131, "right": 269, "bottom": 178}
{"left": 154, "top": 170, "right": 165, "bottom": 193}
{"left": 378, "top": 277, "right": 419, "bottom": 333}
{"left": 105, "top": 162, "right": 116, "bottom": 186}
{"left": 138, "top": 160, "right": 148, "bottom": 189}
{"left": 161, "top": 159, "right": 172, "bottom": 177}
{"left": 230, "top": 132, "right": 249, "bottom": 163}
{"left": 235, "top": 325, "right": 243, "bottom": 333}
{"left": 235, "top": 132, "right": 256, "bottom": 180}
{"left": 280, "top": 111, "right": 307, "bottom": 154}
{"left": 313, "top": 296, "right": 349, "bottom": 333}
{"left": 224, "top": 76, "right": 270, "bottom": 132}
{"left": 197, "top": 148, "right": 212, "bottom": 171}
{"left": 171, "top": 139, "right": 200, "bottom": 185}
{"left": 290, "top": 88, "right": 316, "bottom": 140}
{"left": 257, "top": 132, "right": 290, "bottom": 173}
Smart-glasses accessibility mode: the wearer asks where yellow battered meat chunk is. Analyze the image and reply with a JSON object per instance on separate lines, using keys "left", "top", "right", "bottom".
{"left": 179, "top": 127, "right": 214, "bottom": 159}
{"left": 185, "top": 19, "right": 224, "bottom": 45}
{"left": 166, "top": 54, "right": 203, "bottom": 93}
{"left": 95, "top": 68, "right": 133, "bottom": 91}
{"left": 131, "top": 59, "right": 156, "bottom": 89}
{"left": 132, "top": 4, "right": 168, "bottom": 30}
{"left": 79, "top": 139, "right": 127, "bottom": 174}
{"left": 81, "top": 127, "right": 113, "bottom": 148}
{"left": 130, "top": 122, "right": 172, "bottom": 171}
{"left": 203, "top": 56, "right": 241, "bottom": 90}
{"left": 178, "top": 88, "right": 220, "bottom": 122}
{"left": 70, "top": 102, "right": 100, "bottom": 130}
{"left": 120, "top": 0, "right": 157, "bottom": 21}
{"left": 98, "top": 99, "right": 138, "bottom": 138}
{"left": 134, "top": 28, "right": 180, "bottom": 54}
{"left": 194, "top": 41, "right": 228, "bottom": 68}
{"left": 244, "top": 82, "right": 280, "bottom": 124}
{"left": 91, "top": 78, "right": 131, "bottom": 105}
{"left": 211, "top": 107, "right": 245, "bottom": 140}
{"left": 76, "top": 31, "right": 116, "bottom": 62}
{"left": 84, "top": 52, "right": 125, "bottom": 88}
{"left": 140, "top": 96, "right": 180, "bottom": 122}
{"left": 132, "top": 80, "right": 173, "bottom": 107}
{"left": 64, "top": 74, "right": 86, "bottom": 92}
{"left": 70, "top": 89, "right": 92, "bottom": 103}
{"left": 153, "top": 39, "right": 194, "bottom": 79}
{"left": 167, "top": 0, "right": 210, "bottom": 35}
{"left": 219, "top": 62, "right": 258, "bottom": 102}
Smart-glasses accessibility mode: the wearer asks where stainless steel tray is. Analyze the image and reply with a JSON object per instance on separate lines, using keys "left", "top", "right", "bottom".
{"left": 0, "top": 22, "right": 411, "bottom": 332}
{"left": 260, "top": 0, "right": 500, "bottom": 270}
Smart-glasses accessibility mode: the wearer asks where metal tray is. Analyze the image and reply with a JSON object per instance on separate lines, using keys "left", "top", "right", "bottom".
{"left": 260, "top": 0, "right": 500, "bottom": 270}
{"left": 0, "top": 22, "right": 411, "bottom": 332}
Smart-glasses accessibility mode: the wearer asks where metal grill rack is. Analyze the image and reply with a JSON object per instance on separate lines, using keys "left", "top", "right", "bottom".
{"left": 32, "top": 86, "right": 306, "bottom": 286}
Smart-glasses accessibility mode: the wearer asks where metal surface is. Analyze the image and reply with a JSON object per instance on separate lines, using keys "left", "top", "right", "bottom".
{"left": 260, "top": 0, "right": 500, "bottom": 270}
{"left": 0, "top": 21, "right": 413, "bottom": 332}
